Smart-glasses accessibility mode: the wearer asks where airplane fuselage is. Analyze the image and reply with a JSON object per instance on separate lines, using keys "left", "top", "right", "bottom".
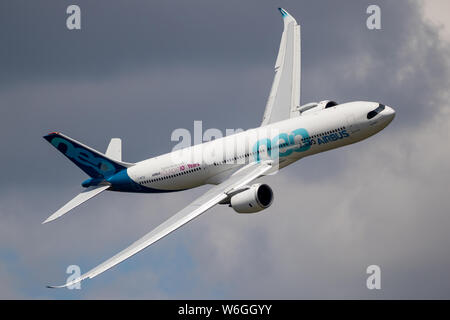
{"left": 106, "top": 101, "right": 395, "bottom": 193}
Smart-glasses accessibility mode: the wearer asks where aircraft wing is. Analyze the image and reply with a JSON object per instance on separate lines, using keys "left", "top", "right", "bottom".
{"left": 261, "top": 8, "right": 301, "bottom": 126}
{"left": 47, "top": 160, "right": 274, "bottom": 288}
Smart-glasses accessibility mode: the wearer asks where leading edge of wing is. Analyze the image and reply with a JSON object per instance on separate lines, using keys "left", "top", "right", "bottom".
{"left": 47, "top": 161, "right": 274, "bottom": 288}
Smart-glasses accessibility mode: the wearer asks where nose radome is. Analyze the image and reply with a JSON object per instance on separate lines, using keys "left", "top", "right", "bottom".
{"left": 385, "top": 105, "right": 396, "bottom": 119}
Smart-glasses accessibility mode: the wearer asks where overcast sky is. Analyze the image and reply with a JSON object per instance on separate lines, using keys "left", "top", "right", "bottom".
{"left": 1, "top": 0, "right": 450, "bottom": 299}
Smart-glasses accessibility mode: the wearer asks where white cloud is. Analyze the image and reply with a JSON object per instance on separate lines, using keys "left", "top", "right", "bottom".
{"left": 422, "top": 0, "right": 450, "bottom": 42}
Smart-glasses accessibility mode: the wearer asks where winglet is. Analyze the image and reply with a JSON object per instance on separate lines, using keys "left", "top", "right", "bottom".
{"left": 277, "top": 8, "right": 296, "bottom": 24}
{"left": 46, "top": 284, "right": 66, "bottom": 289}
{"left": 46, "top": 276, "right": 84, "bottom": 289}
{"left": 278, "top": 8, "right": 288, "bottom": 18}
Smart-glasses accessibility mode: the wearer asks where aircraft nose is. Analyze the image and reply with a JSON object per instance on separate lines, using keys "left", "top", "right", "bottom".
{"left": 384, "top": 105, "right": 396, "bottom": 121}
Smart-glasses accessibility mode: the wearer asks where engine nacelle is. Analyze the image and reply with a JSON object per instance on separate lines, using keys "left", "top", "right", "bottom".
{"left": 230, "top": 184, "right": 274, "bottom": 214}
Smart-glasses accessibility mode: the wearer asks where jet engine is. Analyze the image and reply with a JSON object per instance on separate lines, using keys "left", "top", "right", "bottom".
{"left": 230, "top": 184, "right": 274, "bottom": 214}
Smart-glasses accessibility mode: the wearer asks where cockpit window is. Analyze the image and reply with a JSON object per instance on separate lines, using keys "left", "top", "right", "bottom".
{"left": 367, "top": 104, "right": 385, "bottom": 119}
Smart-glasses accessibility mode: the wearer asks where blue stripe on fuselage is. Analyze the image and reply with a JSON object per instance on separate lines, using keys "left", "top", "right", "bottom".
{"left": 106, "top": 169, "right": 183, "bottom": 193}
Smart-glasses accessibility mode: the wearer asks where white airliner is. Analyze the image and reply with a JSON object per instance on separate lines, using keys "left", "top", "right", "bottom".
{"left": 44, "top": 8, "right": 395, "bottom": 288}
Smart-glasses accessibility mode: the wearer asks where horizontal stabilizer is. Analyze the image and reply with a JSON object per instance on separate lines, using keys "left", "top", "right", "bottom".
{"left": 42, "top": 185, "right": 110, "bottom": 224}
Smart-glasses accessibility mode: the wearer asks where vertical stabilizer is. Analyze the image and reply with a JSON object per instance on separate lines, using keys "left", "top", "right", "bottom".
{"left": 43, "top": 132, "right": 133, "bottom": 179}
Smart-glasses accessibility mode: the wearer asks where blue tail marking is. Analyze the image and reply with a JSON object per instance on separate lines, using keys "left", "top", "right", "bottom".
{"left": 44, "top": 132, "right": 127, "bottom": 179}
